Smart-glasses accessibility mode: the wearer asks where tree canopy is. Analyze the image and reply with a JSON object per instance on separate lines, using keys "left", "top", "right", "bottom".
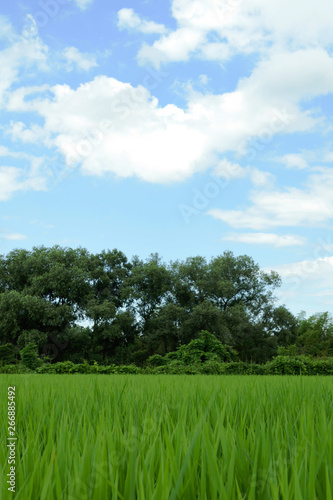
{"left": 0, "top": 245, "right": 330, "bottom": 366}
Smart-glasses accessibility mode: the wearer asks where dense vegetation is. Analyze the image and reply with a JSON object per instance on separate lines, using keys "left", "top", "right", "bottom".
{"left": 1, "top": 374, "right": 332, "bottom": 499}
{"left": 1, "top": 245, "right": 333, "bottom": 369}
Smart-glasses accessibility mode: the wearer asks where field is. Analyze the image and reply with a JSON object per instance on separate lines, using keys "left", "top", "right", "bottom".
{"left": 1, "top": 375, "right": 333, "bottom": 499}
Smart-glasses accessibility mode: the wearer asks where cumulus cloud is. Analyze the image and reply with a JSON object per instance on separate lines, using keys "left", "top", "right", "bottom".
{"left": 213, "top": 159, "right": 247, "bottom": 180}
{"left": 5, "top": 44, "right": 333, "bottom": 185}
{"left": 117, "top": 8, "right": 167, "bottom": 34}
{"left": 3, "top": 8, "right": 333, "bottom": 188}
{"left": 222, "top": 232, "right": 306, "bottom": 247}
{"left": 137, "top": 0, "right": 333, "bottom": 67}
{"left": 0, "top": 74, "right": 294, "bottom": 183}
{"left": 213, "top": 159, "right": 275, "bottom": 187}
{"left": 63, "top": 47, "right": 98, "bottom": 71}
{"left": 0, "top": 166, "right": 46, "bottom": 201}
{"left": 0, "top": 16, "right": 48, "bottom": 107}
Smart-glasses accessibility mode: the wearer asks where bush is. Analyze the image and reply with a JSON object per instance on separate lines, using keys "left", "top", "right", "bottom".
{"left": 176, "top": 331, "right": 238, "bottom": 365}
{"left": 0, "top": 364, "right": 34, "bottom": 374}
{"left": 265, "top": 355, "right": 309, "bottom": 375}
{"left": 147, "top": 354, "right": 168, "bottom": 367}
{"left": 113, "top": 364, "right": 142, "bottom": 374}
{"left": 35, "top": 364, "right": 57, "bottom": 374}
{"left": 310, "top": 358, "right": 333, "bottom": 375}
{"left": 197, "top": 360, "right": 225, "bottom": 374}
{"left": 20, "top": 343, "right": 42, "bottom": 370}
{"left": 35, "top": 361, "right": 143, "bottom": 374}
{"left": 247, "top": 363, "right": 268, "bottom": 375}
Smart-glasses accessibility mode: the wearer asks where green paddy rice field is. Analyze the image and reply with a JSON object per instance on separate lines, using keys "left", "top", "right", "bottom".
{"left": 1, "top": 375, "right": 333, "bottom": 499}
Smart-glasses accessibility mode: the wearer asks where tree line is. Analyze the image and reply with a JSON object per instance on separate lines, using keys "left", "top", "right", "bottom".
{"left": 0, "top": 245, "right": 332, "bottom": 367}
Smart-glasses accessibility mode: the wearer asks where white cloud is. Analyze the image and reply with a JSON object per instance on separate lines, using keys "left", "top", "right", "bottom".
{"left": 0, "top": 16, "right": 48, "bottom": 107}
{"left": 0, "top": 233, "right": 27, "bottom": 241}
{"left": 4, "top": 13, "right": 333, "bottom": 187}
{"left": 208, "top": 167, "right": 333, "bottom": 229}
{"left": 276, "top": 154, "right": 308, "bottom": 169}
{"left": 198, "top": 74, "right": 208, "bottom": 85}
{"left": 71, "top": 0, "right": 93, "bottom": 10}
{"left": 7, "top": 121, "right": 47, "bottom": 143}
{"left": 222, "top": 232, "right": 306, "bottom": 247}
{"left": 5, "top": 44, "right": 332, "bottom": 185}
{"left": 265, "top": 255, "right": 333, "bottom": 313}
{"left": 0, "top": 15, "right": 16, "bottom": 41}
{"left": 213, "top": 160, "right": 274, "bottom": 187}
{"left": 138, "top": 28, "right": 205, "bottom": 66}
{"left": 117, "top": 8, "right": 167, "bottom": 35}
{"left": 0, "top": 166, "right": 47, "bottom": 202}
{"left": 213, "top": 159, "right": 247, "bottom": 180}
{"left": 63, "top": 47, "right": 98, "bottom": 71}
{"left": 249, "top": 169, "right": 275, "bottom": 188}
{"left": 138, "top": 0, "right": 333, "bottom": 67}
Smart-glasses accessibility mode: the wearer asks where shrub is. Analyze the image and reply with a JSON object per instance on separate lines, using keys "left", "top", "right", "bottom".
{"left": 197, "top": 360, "right": 225, "bottom": 374}
{"left": 265, "top": 356, "right": 309, "bottom": 375}
{"left": 20, "top": 343, "right": 42, "bottom": 370}
{"left": 35, "top": 364, "right": 57, "bottom": 374}
{"left": 0, "top": 364, "right": 34, "bottom": 374}
{"left": 175, "top": 331, "right": 239, "bottom": 365}
{"left": 147, "top": 354, "right": 168, "bottom": 367}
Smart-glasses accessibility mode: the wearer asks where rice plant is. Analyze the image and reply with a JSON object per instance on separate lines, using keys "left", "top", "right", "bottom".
{"left": 0, "top": 375, "right": 332, "bottom": 499}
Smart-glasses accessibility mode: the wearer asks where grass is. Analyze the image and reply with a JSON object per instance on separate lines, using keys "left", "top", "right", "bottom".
{"left": 0, "top": 375, "right": 333, "bottom": 499}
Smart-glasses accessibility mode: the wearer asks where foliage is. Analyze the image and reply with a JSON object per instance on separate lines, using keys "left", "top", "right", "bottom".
{"left": 265, "top": 355, "right": 310, "bottom": 375}
{"left": 35, "top": 361, "right": 142, "bottom": 374}
{"left": 175, "top": 330, "right": 239, "bottom": 364}
{"left": 0, "top": 342, "right": 17, "bottom": 365}
{"left": 0, "top": 363, "right": 33, "bottom": 373}
{"left": 1, "top": 244, "right": 333, "bottom": 366}
{"left": 20, "top": 342, "right": 42, "bottom": 370}
{"left": 297, "top": 312, "right": 333, "bottom": 357}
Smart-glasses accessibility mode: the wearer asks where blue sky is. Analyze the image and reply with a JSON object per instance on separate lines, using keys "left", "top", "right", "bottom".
{"left": 1, "top": 0, "right": 333, "bottom": 316}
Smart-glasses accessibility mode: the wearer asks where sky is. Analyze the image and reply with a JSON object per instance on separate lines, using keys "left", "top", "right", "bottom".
{"left": 1, "top": 0, "right": 333, "bottom": 317}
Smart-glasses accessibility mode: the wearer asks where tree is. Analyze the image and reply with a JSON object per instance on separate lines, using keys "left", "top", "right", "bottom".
{"left": 297, "top": 312, "right": 333, "bottom": 357}
{"left": 20, "top": 343, "right": 41, "bottom": 370}
{"left": 123, "top": 253, "right": 172, "bottom": 335}
{"left": 207, "top": 251, "right": 281, "bottom": 314}
{"left": 0, "top": 290, "right": 74, "bottom": 349}
{"left": 261, "top": 305, "right": 298, "bottom": 347}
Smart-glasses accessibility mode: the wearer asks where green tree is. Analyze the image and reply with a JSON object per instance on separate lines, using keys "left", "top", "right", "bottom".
{"left": 20, "top": 342, "right": 41, "bottom": 370}
{"left": 297, "top": 312, "right": 333, "bottom": 357}
{"left": 207, "top": 251, "right": 281, "bottom": 314}
{"left": 123, "top": 253, "right": 172, "bottom": 334}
